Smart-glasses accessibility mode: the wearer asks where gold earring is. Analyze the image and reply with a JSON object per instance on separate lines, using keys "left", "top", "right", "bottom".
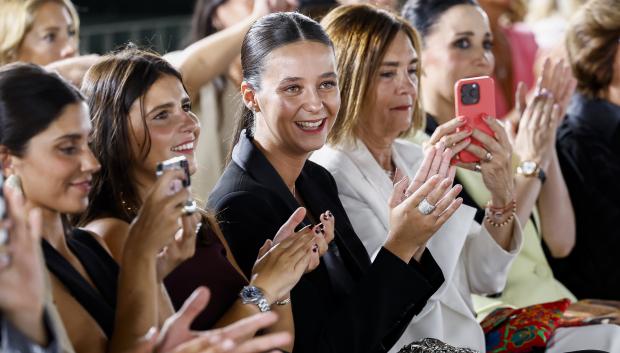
{"left": 5, "top": 174, "right": 23, "bottom": 194}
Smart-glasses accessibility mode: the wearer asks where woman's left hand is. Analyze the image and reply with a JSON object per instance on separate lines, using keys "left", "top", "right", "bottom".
{"left": 156, "top": 212, "right": 201, "bottom": 282}
{"left": 271, "top": 207, "right": 335, "bottom": 273}
{"left": 457, "top": 116, "right": 514, "bottom": 206}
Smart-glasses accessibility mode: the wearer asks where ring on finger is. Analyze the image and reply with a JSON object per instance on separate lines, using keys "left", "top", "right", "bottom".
{"left": 195, "top": 222, "right": 203, "bottom": 235}
{"left": 484, "top": 152, "right": 493, "bottom": 162}
{"left": 474, "top": 163, "right": 482, "bottom": 172}
{"left": 417, "top": 198, "right": 436, "bottom": 215}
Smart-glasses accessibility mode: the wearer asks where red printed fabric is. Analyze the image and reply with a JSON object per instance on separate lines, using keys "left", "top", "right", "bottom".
{"left": 481, "top": 299, "right": 571, "bottom": 353}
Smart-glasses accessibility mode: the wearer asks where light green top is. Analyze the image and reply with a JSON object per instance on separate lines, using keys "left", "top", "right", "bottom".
{"left": 408, "top": 131, "right": 576, "bottom": 314}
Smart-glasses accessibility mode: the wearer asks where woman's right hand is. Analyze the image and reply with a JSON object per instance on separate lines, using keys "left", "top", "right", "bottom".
{"left": 425, "top": 116, "right": 473, "bottom": 156}
{"left": 384, "top": 143, "right": 463, "bottom": 263}
{"left": 250, "top": 209, "right": 316, "bottom": 304}
{"left": 125, "top": 169, "right": 193, "bottom": 262}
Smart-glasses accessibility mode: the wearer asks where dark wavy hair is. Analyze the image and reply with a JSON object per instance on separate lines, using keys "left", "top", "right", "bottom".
{"left": 0, "top": 63, "right": 84, "bottom": 157}
{"left": 78, "top": 46, "right": 185, "bottom": 224}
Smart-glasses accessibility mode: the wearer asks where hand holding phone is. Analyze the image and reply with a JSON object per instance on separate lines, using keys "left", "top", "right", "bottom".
{"left": 156, "top": 156, "right": 197, "bottom": 215}
{"left": 454, "top": 76, "right": 497, "bottom": 164}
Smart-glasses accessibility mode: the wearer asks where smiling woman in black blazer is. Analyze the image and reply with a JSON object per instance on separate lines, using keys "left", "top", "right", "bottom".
{"left": 208, "top": 12, "right": 464, "bottom": 353}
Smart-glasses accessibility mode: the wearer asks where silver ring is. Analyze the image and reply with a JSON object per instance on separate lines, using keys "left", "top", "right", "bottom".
{"left": 195, "top": 222, "right": 203, "bottom": 235}
{"left": 474, "top": 163, "right": 482, "bottom": 172}
{"left": 182, "top": 199, "right": 198, "bottom": 215}
{"left": 484, "top": 152, "right": 493, "bottom": 162}
{"left": 417, "top": 198, "right": 436, "bottom": 215}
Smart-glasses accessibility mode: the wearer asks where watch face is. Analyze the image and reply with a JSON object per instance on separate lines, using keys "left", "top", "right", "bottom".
{"left": 240, "top": 286, "right": 263, "bottom": 303}
{"left": 522, "top": 161, "right": 537, "bottom": 174}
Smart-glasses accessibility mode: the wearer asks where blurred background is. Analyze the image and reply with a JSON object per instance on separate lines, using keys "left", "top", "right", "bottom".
{"left": 74, "top": 0, "right": 195, "bottom": 54}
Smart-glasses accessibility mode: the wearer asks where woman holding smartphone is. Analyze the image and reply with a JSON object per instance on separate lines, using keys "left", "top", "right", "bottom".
{"left": 401, "top": 0, "right": 578, "bottom": 309}
{"left": 77, "top": 47, "right": 328, "bottom": 352}
{"left": 310, "top": 5, "right": 523, "bottom": 351}
{"left": 0, "top": 62, "right": 198, "bottom": 353}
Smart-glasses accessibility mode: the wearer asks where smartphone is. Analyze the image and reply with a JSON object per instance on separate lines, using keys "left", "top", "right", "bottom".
{"left": 454, "top": 76, "right": 496, "bottom": 164}
{"left": 156, "top": 156, "right": 197, "bottom": 215}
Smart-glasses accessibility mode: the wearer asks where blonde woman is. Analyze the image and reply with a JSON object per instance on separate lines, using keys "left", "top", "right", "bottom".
{"left": 0, "top": 0, "right": 100, "bottom": 86}
{"left": 312, "top": 3, "right": 620, "bottom": 352}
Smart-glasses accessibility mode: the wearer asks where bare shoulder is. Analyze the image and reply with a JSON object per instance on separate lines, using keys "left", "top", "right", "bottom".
{"left": 82, "top": 218, "right": 130, "bottom": 261}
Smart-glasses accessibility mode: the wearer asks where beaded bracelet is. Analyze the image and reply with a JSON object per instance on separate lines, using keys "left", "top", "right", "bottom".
{"left": 487, "top": 199, "right": 516, "bottom": 216}
{"left": 485, "top": 198, "right": 517, "bottom": 227}
{"left": 485, "top": 212, "right": 515, "bottom": 228}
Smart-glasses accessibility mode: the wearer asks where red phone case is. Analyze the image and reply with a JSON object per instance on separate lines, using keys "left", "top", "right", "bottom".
{"left": 454, "top": 76, "right": 496, "bottom": 164}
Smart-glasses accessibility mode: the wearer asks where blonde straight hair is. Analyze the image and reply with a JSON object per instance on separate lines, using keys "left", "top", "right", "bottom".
{"left": 0, "top": 0, "right": 80, "bottom": 65}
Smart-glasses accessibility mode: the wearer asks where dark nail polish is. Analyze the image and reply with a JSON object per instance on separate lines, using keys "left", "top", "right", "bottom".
{"left": 319, "top": 223, "right": 325, "bottom": 230}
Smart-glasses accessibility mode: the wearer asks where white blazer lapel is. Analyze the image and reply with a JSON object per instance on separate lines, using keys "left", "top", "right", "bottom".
{"left": 342, "top": 142, "right": 394, "bottom": 229}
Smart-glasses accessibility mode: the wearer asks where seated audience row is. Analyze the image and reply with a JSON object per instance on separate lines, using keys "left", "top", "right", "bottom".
{"left": 1, "top": 0, "right": 619, "bottom": 352}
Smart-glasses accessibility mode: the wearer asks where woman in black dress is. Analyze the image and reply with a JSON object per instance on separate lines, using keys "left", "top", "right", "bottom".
{"left": 0, "top": 63, "right": 196, "bottom": 353}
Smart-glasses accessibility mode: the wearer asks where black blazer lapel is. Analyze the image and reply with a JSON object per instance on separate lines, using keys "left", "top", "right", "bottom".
{"left": 297, "top": 165, "right": 370, "bottom": 276}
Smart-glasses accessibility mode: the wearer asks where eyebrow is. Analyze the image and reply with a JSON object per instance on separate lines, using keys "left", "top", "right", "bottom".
{"left": 55, "top": 133, "right": 83, "bottom": 142}
{"left": 454, "top": 31, "right": 492, "bottom": 38}
{"left": 145, "top": 102, "right": 175, "bottom": 116}
{"left": 381, "top": 58, "right": 419, "bottom": 67}
{"left": 280, "top": 72, "right": 337, "bottom": 84}
{"left": 42, "top": 26, "right": 61, "bottom": 33}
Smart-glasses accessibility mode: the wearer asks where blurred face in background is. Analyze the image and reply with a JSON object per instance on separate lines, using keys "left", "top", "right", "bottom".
{"left": 17, "top": 1, "right": 78, "bottom": 65}
{"left": 421, "top": 4, "right": 495, "bottom": 106}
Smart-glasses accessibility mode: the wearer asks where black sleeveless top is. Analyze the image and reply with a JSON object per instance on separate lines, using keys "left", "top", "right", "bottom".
{"left": 42, "top": 228, "right": 119, "bottom": 337}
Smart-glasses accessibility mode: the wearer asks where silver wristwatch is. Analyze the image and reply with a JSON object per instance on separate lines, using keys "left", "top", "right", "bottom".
{"left": 239, "top": 285, "right": 271, "bottom": 312}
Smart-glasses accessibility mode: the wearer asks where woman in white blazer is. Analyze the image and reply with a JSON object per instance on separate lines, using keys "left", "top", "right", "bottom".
{"left": 312, "top": 4, "right": 620, "bottom": 353}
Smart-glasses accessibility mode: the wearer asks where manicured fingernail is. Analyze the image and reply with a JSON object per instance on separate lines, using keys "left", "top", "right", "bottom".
{"left": 319, "top": 223, "right": 325, "bottom": 230}
{"left": 312, "top": 244, "right": 319, "bottom": 252}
